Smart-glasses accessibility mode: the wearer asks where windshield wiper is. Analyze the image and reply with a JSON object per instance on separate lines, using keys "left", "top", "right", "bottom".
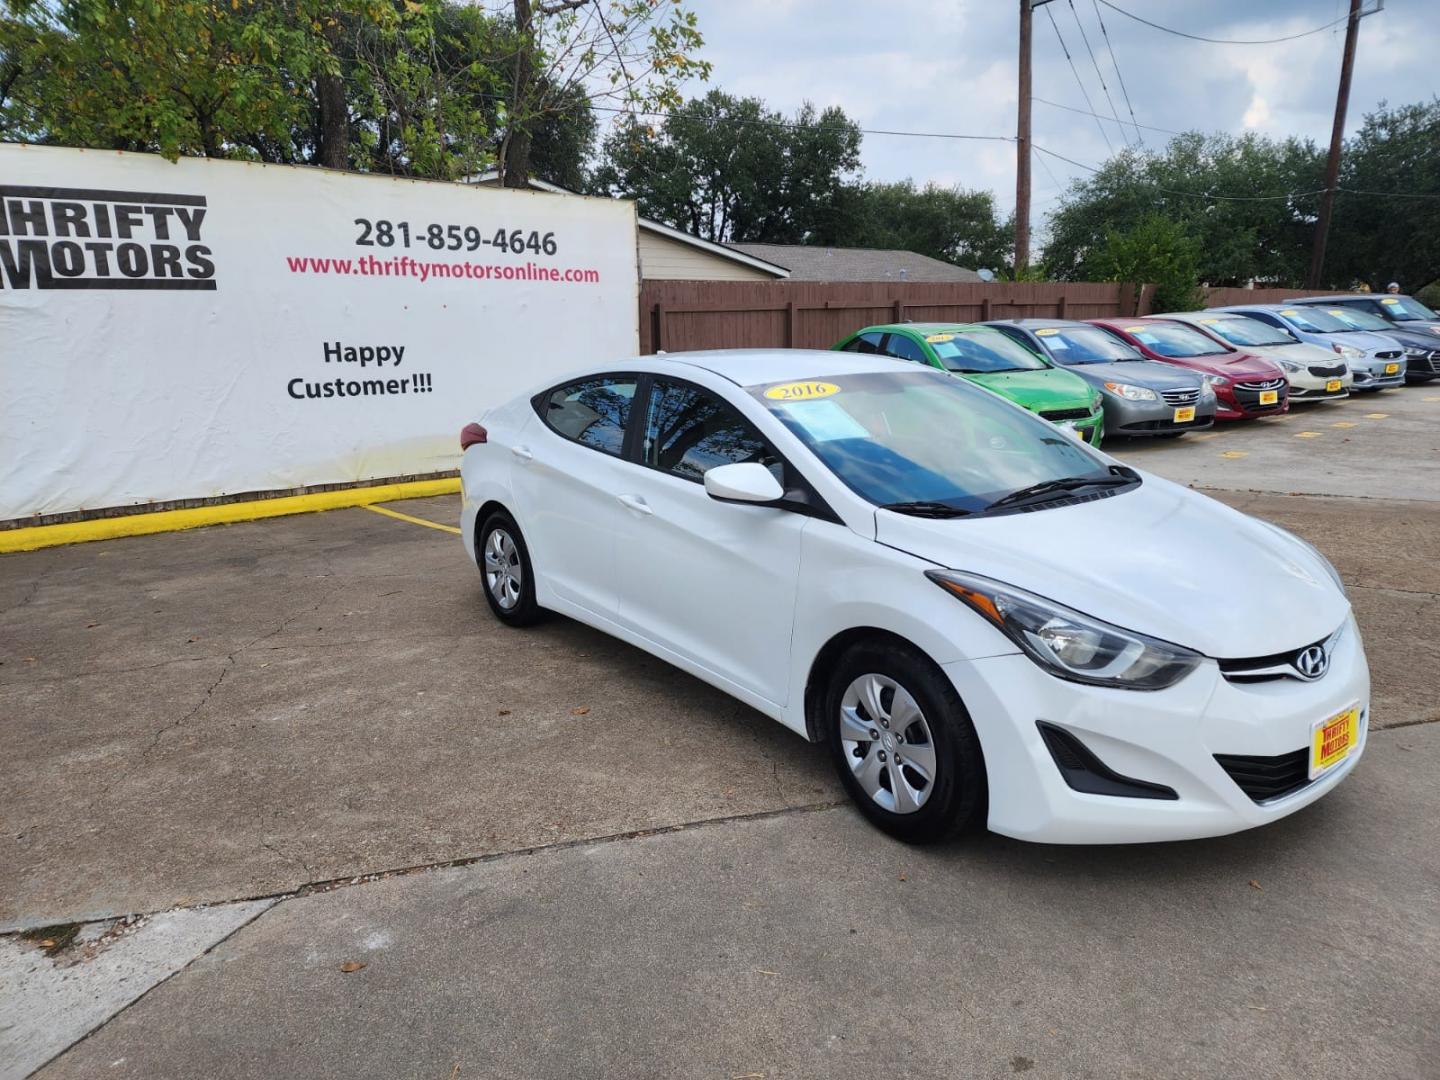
{"left": 879, "top": 500, "right": 974, "bottom": 519}
{"left": 984, "top": 466, "right": 1138, "bottom": 512}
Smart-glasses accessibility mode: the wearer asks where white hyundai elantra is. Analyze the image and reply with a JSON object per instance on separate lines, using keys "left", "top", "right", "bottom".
{"left": 459, "top": 350, "right": 1369, "bottom": 844}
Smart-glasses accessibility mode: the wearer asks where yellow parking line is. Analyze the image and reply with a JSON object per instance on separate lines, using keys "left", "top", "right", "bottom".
{"left": 1363, "top": 413, "right": 1389, "bottom": 419}
{"left": 364, "top": 504, "right": 461, "bottom": 534}
{"left": 1220, "top": 450, "right": 1248, "bottom": 459}
{"left": 1295, "top": 431, "right": 1323, "bottom": 438}
{"left": 1424, "top": 396, "right": 1440, "bottom": 403}
{"left": 1188, "top": 432, "right": 1219, "bottom": 441}
{"left": 1331, "top": 421, "right": 1357, "bottom": 429}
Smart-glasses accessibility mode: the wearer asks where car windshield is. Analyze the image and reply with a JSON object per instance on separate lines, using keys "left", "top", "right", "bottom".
{"left": 1196, "top": 316, "right": 1295, "bottom": 347}
{"left": 924, "top": 330, "right": 1049, "bottom": 374}
{"left": 1379, "top": 296, "right": 1439, "bottom": 321}
{"left": 1322, "top": 306, "right": 1391, "bottom": 332}
{"left": 1033, "top": 326, "right": 1143, "bottom": 364}
{"left": 1275, "top": 307, "right": 1350, "bottom": 333}
{"left": 751, "top": 368, "right": 1126, "bottom": 516}
{"left": 1127, "top": 322, "right": 1230, "bottom": 358}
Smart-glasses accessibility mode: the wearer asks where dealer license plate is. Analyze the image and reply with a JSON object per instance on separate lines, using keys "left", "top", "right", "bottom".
{"left": 1259, "top": 389, "right": 1279, "bottom": 405}
{"left": 1326, "top": 378, "right": 1343, "bottom": 392}
{"left": 1310, "top": 706, "right": 1360, "bottom": 780}
{"left": 1384, "top": 363, "right": 1400, "bottom": 374}
{"left": 1173, "top": 406, "right": 1196, "bottom": 423}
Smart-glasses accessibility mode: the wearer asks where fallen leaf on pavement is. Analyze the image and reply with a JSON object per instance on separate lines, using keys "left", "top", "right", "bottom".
{"left": 497, "top": 709, "right": 511, "bottom": 716}
{"left": 571, "top": 706, "right": 590, "bottom": 716}
{"left": 1246, "top": 1005, "right": 1268, "bottom": 1012}
{"left": 39, "top": 939, "right": 55, "bottom": 948}
{"left": 339, "top": 961, "right": 366, "bottom": 973}
{"left": 1249, "top": 880, "right": 1262, "bottom": 890}
{"left": 86, "top": 623, "right": 98, "bottom": 629}
{"left": 898, "top": 872, "right": 907, "bottom": 882}
{"left": 756, "top": 969, "right": 778, "bottom": 976}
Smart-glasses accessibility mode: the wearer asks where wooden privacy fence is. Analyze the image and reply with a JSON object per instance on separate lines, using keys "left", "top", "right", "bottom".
{"left": 1202, "top": 286, "right": 1353, "bottom": 308}
{"left": 638, "top": 281, "right": 1154, "bottom": 354}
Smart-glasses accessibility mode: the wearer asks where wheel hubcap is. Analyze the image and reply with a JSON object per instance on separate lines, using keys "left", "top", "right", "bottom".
{"left": 839, "top": 673, "right": 937, "bottom": 815}
{"left": 483, "top": 528, "right": 522, "bottom": 610}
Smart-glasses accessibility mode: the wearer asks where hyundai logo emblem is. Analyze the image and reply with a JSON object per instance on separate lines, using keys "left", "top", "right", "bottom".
{"left": 1294, "top": 644, "right": 1329, "bottom": 680}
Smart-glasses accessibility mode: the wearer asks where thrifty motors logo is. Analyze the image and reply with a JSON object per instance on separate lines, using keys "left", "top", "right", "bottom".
{"left": 0, "top": 185, "right": 216, "bottom": 290}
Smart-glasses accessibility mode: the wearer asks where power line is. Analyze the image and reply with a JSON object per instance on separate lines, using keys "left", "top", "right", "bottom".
{"left": 1042, "top": 3, "right": 1113, "bottom": 153}
{"left": 1090, "top": 0, "right": 1143, "bottom": 146}
{"left": 1067, "top": 0, "right": 1130, "bottom": 147}
{"left": 1031, "top": 142, "right": 1328, "bottom": 201}
{"left": 1094, "top": 0, "right": 1352, "bottom": 45}
{"left": 1035, "top": 96, "right": 1183, "bottom": 136}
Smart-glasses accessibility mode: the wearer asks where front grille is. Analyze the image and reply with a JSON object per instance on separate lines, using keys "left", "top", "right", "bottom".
{"left": 1374, "top": 350, "right": 1402, "bottom": 360}
{"left": 1214, "top": 749, "right": 1311, "bottom": 803}
{"left": 1160, "top": 387, "right": 1200, "bottom": 406}
{"left": 1218, "top": 624, "right": 1343, "bottom": 684}
{"left": 1039, "top": 407, "right": 1094, "bottom": 421}
{"left": 1234, "top": 378, "right": 1286, "bottom": 392}
{"left": 1306, "top": 364, "right": 1346, "bottom": 378}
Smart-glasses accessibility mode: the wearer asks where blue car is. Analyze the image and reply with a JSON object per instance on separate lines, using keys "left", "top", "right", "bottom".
{"left": 1290, "top": 296, "right": 1440, "bottom": 384}
{"left": 1212, "top": 304, "right": 1407, "bottom": 391}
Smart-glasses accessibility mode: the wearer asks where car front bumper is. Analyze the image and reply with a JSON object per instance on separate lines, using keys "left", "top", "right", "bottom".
{"left": 944, "top": 614, "right": 1369, "bottom": 844}
{"left": 1101, "top": 395, "right": 1216, "bottom": 436}
{"left": 1286, "top": 365, "right": 1352, "bottom": 399}
{"left": 1351, "top": 357, "right": 1407, "bottom": 389}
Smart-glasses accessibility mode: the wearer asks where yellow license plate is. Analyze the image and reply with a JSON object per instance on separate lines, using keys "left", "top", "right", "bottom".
{"left": 1173, "top": 406, "right": 1196, "bottom": 423}
{"left": 1326, "top": 379, "right": 1343, "bottom": 392}
{"left": 1384, "top": 363, "right": 1399, "bottom": 374}
{"left": 1259, "top": 390, "right": 1279, "bottom": 405}
{"left": 1310, "top": 706, "right": 1360, "bottom": 779}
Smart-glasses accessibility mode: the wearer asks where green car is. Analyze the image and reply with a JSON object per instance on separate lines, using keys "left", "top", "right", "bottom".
{"left": 833, "top": 323, "right": 1105, "bottom": 446}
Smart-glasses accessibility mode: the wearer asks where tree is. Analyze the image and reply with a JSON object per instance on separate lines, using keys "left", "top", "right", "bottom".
{"left": 1327, "top": 98, "right": 1440, "bottom": 292}
{"left": 1044, "top": 133, "right": 1323, "bottom": 288}
{"left": 497, "top": 0, "right": 709, "bottom": 187}
{"left": 589, "top": 89, "right": 861, "bottom": 243}
{"left": 1089, "top": 214, "right": 1206, "bottom": 313}
{"left": 848, "top": 180, "right": 1010, "bottom": 270}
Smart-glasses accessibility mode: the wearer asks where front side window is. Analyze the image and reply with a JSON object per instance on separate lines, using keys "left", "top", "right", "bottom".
{"left": 644, "top": 379, "right": 778, "bottom": 482}
{"left": 885, "top": 334, "right": 930, "bottom": 364}
{"left": 1127, "top": 322, "right": 1230, "bottom": 358}
{"left": 539, "top": 376, "right": 637, "bottom": 455}
{"left": 751, "top": 368, "right": 1118, "bottom": 516}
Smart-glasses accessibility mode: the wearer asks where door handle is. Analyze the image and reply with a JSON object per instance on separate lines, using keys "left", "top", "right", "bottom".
{"left": 511, "top": 445, "right": 533, "bottom": 462}
{"left": 616, "top": 493, "right": 653, "bottom": 516}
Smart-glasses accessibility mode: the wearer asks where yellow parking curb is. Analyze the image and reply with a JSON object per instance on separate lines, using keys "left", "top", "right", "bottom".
{"left": 0, "top": 478, "right": 461, "bottom": 554}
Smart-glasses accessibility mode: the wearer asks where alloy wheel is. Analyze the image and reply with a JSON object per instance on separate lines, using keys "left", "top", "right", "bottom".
{"left": 483, "top": 528, "right": 523, "bottom": 610}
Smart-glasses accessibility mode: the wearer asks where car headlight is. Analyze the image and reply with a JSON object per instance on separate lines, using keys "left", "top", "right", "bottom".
{"left": 1102, "top": 381, "right": 1157, "bottom": 402}
{"left": 1199, "top": 381, "right": 1216, "bottom": 399}
{"left": 1405, "top": 347, "right": 1425, "bottom": 357}
{"left": 1276, "top": 358, "right": 1302, "bottom": 372}
{"left": 925, "top": 570, "right": 1203, "bottom": 690}
{"left": 1202, "top": 374, "right": 1229, "bottom": 388}
{"left": 1254, "top": 522, "right": 1347, "bottom": 597}
{"left": 1333, "top": 344, "right": 1363, "bottom": 359}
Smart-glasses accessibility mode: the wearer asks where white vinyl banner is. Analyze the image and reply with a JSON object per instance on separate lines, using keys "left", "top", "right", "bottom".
{"left": 0, "top": 144, "right": 639, "bottom": 521}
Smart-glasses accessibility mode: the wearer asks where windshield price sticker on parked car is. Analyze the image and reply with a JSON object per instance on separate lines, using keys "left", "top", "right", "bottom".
{"left": 763, "top": 380, "right": 839, "bottom": 401}
{"left": 1280, "top": 309, "right": 1301, "bottom": 316}
{"left": 1381, "top": 297, "right": 1400, "bottom": 304}
{"left": 1199, "top": 317, "right": 1220, "bottom": 324}
{"left": 1125, "top": 326, "right": 1146, "bottom": 333}
{"left": 925, "top": 333, "right": 956, "bottom": 343}
{"left": 1035, "top": 328, "right": 1059, "bottom": 336}
{"left": 778, "top": 399, "right": 870, "bottom": 442}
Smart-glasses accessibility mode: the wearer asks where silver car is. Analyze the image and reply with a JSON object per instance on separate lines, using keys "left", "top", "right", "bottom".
{"left": 1213, "top": 304, "right": 1407, "bottom": 391}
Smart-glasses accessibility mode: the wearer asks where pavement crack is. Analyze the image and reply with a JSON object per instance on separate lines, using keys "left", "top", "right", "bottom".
{"left": 146, "top": 659, "right": 232, "bottom": 753}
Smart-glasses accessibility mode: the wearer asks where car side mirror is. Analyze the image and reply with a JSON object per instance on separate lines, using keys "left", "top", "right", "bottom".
{"left": 704, "top": 462, "right": 785, "bottom": 505}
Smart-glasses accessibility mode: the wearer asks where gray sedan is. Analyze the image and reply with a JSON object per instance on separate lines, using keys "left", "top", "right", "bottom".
{"left": 986, "top": 319, "right": 1216, "bottom": 438}
{"left": 1212, "top": 304, "right": 1407, "bottom": 391}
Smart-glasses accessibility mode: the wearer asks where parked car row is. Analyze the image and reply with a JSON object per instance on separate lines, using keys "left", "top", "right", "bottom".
{"left": 832, "top": 293, "right": 1439, "bottom": 445}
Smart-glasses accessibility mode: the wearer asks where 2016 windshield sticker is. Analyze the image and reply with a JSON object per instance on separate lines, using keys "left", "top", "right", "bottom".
{"left": 1381, "top": 297, "right": 1400, "bottom": 304}
{"left": 1035, "top": 328, "right": 1059, "bottom": 336}
{"left": 1125, "top": 326, "right": 1145, "bottom": 332}
{"left": 764, "top": 380, "right": 838, "bottom": 401}
{"left": 925, "top": 333, "right": 956, "bottom": 343}
{"left": 1199, "top": 317, "right": 1219, "bottom": 323}
{"left": 1280, "top": 309, "right": 1300, "bottom": 316}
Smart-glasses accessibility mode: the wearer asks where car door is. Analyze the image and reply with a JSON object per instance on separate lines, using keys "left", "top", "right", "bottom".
{"left": 611, "top": 376, "right": 808, "bottom": 707}
{"left": 509, "top": 373, "right": 639, "bottom": 619}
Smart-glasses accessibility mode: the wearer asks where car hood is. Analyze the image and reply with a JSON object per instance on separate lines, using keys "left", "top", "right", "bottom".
{"left": 962, "top": 368, "right": 1093, "bottom": 410}
{"left": 1259, "top": 342, "right": 1343, "bottom": 366}
{"left": 1321, "top": 329, "right": 1401, "bottom": 353}
{"left": 1372, "top": 326, "right": 1439, "bottom": 349}
{"left": 1059, "top": 359, "right": 1200, "bottom": 389}
{"left": 1141, "top": 349, "right": 1280, "bottom": 380}
{"left": 873, "top": 473, "right": 1348, "bottom": 659}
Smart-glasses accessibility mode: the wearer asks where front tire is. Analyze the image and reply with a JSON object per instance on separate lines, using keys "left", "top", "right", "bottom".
{"left": 824, "top": 640, "right": 986, "bottom": 843}
{"left": 477, "top": 510, "right": 543, "bottom": 626}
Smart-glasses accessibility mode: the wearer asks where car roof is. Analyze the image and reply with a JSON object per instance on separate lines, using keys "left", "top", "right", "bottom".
{"left": 1287, "top": 294, "right": 1375, "bottom": 303}
{"left": 986, "top": 318, "right": 1103, "bottom": 330}
{"left": 1156, "top": 311, "right": 1248, "bottom": 320}
{"left": 654, "top": 348, "right": 901, "bottom": 387}
{"left": 858, "top": 322, "right": 1005, "bottom": 336}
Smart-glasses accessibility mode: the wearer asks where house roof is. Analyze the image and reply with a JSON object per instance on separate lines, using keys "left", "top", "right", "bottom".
{"left": 461, "top": 171, "right": 789, "bottom": 279}
{"left": 725, "top": 243, "right": 984, "bottom": 283}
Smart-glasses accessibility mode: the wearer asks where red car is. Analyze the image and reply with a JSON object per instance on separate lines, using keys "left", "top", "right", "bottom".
{"left": 1088, "top": 317, "right": 1289, "bottom": 420}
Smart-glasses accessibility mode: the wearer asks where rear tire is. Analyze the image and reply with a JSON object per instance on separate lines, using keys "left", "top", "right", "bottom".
{"left": 824, "top": 640, "right": 986, "bottom": 843}
{"left": 477, "top": 510, "right": 543, "bottom": 626}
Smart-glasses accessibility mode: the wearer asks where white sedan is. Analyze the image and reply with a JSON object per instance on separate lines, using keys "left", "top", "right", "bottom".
{"left": 459, "top": 350, "right": 1369, "bottom": 844}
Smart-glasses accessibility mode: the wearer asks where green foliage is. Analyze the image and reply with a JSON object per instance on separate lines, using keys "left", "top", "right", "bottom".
{"left": 1045, "top": 133, "right": 1323, "bottom": 288}
{"left": 1327, "top": 99, "right": 1440, "bottom": 292}
{"left": 1089, "top": 213, "right": 1206, "bottom": 313}
{"left": 589, "top": 89, "right": 861, "bottom": 243}
{"left": 846, "top": 180, "right": 1011, "bottom": 271}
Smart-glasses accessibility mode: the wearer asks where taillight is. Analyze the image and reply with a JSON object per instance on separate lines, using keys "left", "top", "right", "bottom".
{"left": 460, "top": 422, "right": 488, "bottom": 450}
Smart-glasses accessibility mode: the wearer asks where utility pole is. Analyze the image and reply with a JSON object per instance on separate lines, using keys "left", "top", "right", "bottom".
{"left": 1015, "top": 0, "right": 1054, "bottom": 275}
{"left": 1308, "top": 0, "right": 1370, "bottom": 288}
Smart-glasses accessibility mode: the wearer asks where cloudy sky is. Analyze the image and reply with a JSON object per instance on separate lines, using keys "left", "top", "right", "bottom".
{"left": 682, "top": 0, "right": 1438, "bottom": 238}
